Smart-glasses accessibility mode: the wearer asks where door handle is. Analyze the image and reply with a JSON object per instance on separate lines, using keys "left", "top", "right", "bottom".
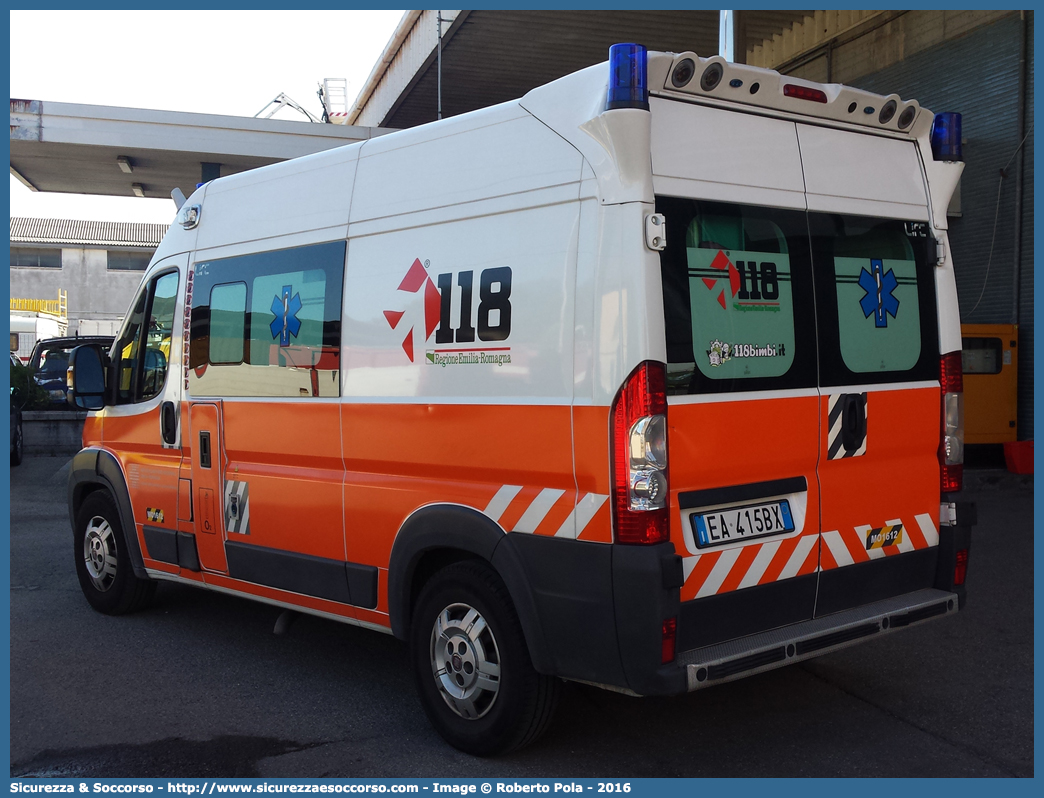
{"left": 199, "top": 431, "right": 211, "bottom": 469}
{"left": 161, "top": 401, "right": 177, "bottom": 445}
{"left": 841, "top": 394, "right": 867, "bottom": 454}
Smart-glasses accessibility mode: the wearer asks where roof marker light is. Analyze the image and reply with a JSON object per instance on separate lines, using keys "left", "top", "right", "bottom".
{"left": 783, "top": 84, "right": 827, "bottom": 104}
{"left": 606, "top": 43, "right": 648, "bottom": 111}
{"left": 931, "top": 112, "right": 963, "bottom": 161}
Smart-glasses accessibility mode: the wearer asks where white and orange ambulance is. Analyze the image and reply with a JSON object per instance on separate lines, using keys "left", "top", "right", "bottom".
{"left": 67, "top": 44, "right": 973, "bottom": 756}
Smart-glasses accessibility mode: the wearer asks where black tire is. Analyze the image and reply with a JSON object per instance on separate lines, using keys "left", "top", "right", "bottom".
{"left": 10, "top": 420, "right": 22, "bottom": 466}
{"left": 74, "top": 491, "right": 156, "bottom": 615}
{"left": 410, "top": 559, "right": 560, "bottom": 756}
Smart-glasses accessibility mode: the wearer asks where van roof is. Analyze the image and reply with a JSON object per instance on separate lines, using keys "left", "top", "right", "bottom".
{"left": 647, "top": 50, "right": 925, "bottom": 136}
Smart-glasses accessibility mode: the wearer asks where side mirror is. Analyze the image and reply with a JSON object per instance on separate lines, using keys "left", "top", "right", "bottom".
{"left": 67, "top": 345, "right": 108, "bottom": 411}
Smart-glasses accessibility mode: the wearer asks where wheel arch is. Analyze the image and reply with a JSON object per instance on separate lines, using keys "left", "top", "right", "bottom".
{"left": 68, "top": 448, "right": 149, "bottom": 580}
{"left": 387, "top": 504, "right": 552, "bottom": 674}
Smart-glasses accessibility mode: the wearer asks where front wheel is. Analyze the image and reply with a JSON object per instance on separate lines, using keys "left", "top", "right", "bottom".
{"left": 410, "top": 560, "right": 560, "bottom": 756}
{"left": 74, "top": 491, "right": 156, "bottom": 615}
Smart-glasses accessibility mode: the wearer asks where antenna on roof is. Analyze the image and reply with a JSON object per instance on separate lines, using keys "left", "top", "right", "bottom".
{"left": 437, "top": 10, "right": 444, "bottom": 120}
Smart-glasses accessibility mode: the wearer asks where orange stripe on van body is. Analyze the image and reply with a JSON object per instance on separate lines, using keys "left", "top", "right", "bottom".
{"left": 532, "top": 491, "right": 578, "bottom": 537}
{"left": 716, "top": 544, "right": 761, "bottom": 594}
{"left": 571, "top": 406, "right": 614, "bottom": 542}
{"left": 576, "top": 501, "right": 612, "bottom": 543}
{"left": 101, "top": 409, "right": 182, "bottom": 559}
{"left": 340, "top": 403, "right": 576, "bottom": 573}
{"left": 818, "top": 387, "right": 938, "bottom": 571}
{"left": 219, "top": 401, "right": 345, "bottom": 563}
{"left": 498, "top": 486, "right": 545, "bottom": 532}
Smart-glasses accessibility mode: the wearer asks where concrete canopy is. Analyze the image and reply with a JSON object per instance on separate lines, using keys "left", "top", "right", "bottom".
{"left": 9, "top": 99, "right": 394, "bottom": 199}
{"left": 349, "top": 9, "right": 814, "bottom": 130}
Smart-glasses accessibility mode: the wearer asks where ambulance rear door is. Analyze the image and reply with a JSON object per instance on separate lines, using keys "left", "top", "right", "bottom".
{"left": 653, "top": 101, "right": 822, "bottom": 651}
{"left": 797, "top": 124, "right": 943, "bottom": 616}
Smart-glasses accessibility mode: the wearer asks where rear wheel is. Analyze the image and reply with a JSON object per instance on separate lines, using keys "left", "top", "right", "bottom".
{"left": 410, "top": 560, "right": 560, "bottom": 756}
{"left": 74, "top": 491, "right": 156, "bottom": 615}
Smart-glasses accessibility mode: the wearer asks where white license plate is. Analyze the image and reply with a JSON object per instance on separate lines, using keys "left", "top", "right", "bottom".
{"left": 692, "top": 499, "right": 794, "bottom": 549}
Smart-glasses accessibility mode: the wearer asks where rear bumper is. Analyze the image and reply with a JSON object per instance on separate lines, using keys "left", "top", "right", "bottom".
{"left": 677, "top": 587, "right": 958, "bottom": 691}
{"left": 505, "top": 516, "right": 971, "bottom": 698}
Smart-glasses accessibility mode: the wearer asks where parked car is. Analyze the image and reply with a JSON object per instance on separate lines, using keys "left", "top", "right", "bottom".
{"left": 10, "top": 352, "right": 25, "bottom": 465}
{"left": 28, "top": 336, "right": 114, "bottom": 409}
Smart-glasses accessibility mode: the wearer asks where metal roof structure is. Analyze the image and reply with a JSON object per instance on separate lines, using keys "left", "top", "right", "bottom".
{"left": 349, "top": 9, "right": 815, "bottom": 129}
{"left": 9, "top": 99, "right": 395, "bottom": 199}
{"left": 8, "top": 10, "right": 925, "bottom": 200}
{"left": 10, "top": 217, "right": 168, "bottom": 248}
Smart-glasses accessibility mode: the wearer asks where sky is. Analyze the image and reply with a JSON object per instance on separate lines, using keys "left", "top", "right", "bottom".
{"left": 9, "top": 9, "right": 405, "bottom": 224}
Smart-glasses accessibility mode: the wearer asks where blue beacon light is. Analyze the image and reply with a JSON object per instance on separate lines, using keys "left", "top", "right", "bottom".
{"left": 930, "top": 112, "right": 963, "bottom": 162}
{"left": 606, "top": 43, "right": 649, "bottom": 111}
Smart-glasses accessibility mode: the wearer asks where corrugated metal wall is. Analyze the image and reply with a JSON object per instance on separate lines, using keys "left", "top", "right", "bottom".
{"left": 849, "top": 13, "right": 1034, "bottom": 439}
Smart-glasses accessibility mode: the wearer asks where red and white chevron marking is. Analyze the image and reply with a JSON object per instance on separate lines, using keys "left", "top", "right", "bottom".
{"left": 682, "top": 533, "right": 819, "bottom": 599}
{"left": 483, "top": 485, "right": 608, "bottom": 540}
{"left": 821, "top": 512, "right": 938, "bottom": 569}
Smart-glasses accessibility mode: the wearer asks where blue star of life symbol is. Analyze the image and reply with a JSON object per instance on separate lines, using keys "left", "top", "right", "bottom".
{"left": 270, "top": 284, "right": 302, "bottom": 346}
{"left": 858, "top": 259, "right": 899, "bottom": 328}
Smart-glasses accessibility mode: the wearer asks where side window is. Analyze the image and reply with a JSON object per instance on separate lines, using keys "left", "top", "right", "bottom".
{"left": 188, "top": 241, "right": 344, "bottom": 398}
{"left": 810, "top": 215, "right": 937, "bottom": 386}
{"left": 209, "top": 283, "right": 247, "bottom": 364}
{"left": 113, "top": 271, "right": 179, "bottom": 404}
{"left": 658, "top": 197, "right": 817, "bottom": 395}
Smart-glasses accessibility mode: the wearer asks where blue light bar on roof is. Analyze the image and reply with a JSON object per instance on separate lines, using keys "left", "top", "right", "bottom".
{"left": 606, "top": 43, "right": 649, "bottom": 111}
{"left": 930, "top": 112, "right": 963, "bottom": 162}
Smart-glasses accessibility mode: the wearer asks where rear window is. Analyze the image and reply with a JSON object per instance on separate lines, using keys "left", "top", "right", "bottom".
{"left": 809, "top": 215, "right": 938, "bottom": 387}
{"left": 657, "top": 197, "right": 817, "bottom": 395}
{"left": 659, "top": 199, "right": 939, "bottom": 394}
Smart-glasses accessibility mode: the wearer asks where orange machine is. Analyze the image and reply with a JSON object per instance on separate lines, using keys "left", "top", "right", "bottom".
{"left": 961, "top": 323, "right": 1018, "bottom": 443}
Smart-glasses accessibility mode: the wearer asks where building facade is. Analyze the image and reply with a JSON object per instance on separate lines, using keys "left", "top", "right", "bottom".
{"left": 10, "top": 216, "right": 167, "bottom": 357}
{"left": 10, "top": 217, "right": 167, "bottom": 355}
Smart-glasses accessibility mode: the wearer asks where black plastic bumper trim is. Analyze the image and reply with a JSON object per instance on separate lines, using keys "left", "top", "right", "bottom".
{"left": 143, "top": 525, "right": 178, "bottom": 565}
{"left": 678, "top": 572, "right": 818, "bottom": 651}
{"left": 225, "top": 540, "right": 377, "bottom": 608}
{"left": 794, "top": 622, "right": 878, "bottom": 655}
{"left": 816, "top": 546, "right": 938, "bottom": 617}
{"left": 678, "top": 476, "right": 807, "bottom": 510}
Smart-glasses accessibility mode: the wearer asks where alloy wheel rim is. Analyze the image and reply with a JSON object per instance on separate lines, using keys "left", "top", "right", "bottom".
{"left": 430, "top": 602, "right": 501, "bottom": 720}
{"left": 83, "top": 516, "right": 118, "bottom": 592}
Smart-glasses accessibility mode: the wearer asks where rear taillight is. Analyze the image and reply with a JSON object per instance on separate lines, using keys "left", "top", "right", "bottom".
{"left": 939, "top": 352, "right": 964, "bottom": 493}
{"left": 661, "top": 618, "right": 677, "bottom": 664}
{"left": 954, "top": 549, "right": 969, "bottom": 586}
{"left": 610, "top": 361, "right": 670, "bottom": 544}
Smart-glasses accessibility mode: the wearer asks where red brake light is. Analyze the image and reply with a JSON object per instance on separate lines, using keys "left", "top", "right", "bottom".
{"left": 783, "top": 84, "right": 828, "bottom": 103}
{"left": 939, "top": 352, "right": 964, "bottom": 493}
{"left": 954, "top": 549, "right": 968, "bottom": 586}
{"left": 661, "top": 617, "right": 677, "bottom": 664}
{"left": 611, "top": 361, "right": 670, "bottom": 544}
{"left": 940, "top": 351, "right": 964, "bottom": 393}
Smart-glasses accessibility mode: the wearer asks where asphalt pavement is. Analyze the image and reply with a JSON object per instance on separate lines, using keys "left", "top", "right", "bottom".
{"left": 8, "top": 452, "right": 1034, "bottom": 777}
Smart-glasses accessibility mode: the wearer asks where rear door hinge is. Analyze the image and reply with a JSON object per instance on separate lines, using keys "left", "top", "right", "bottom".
{"left": 645, "top": 213, "right": 666, "bottom": 251}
